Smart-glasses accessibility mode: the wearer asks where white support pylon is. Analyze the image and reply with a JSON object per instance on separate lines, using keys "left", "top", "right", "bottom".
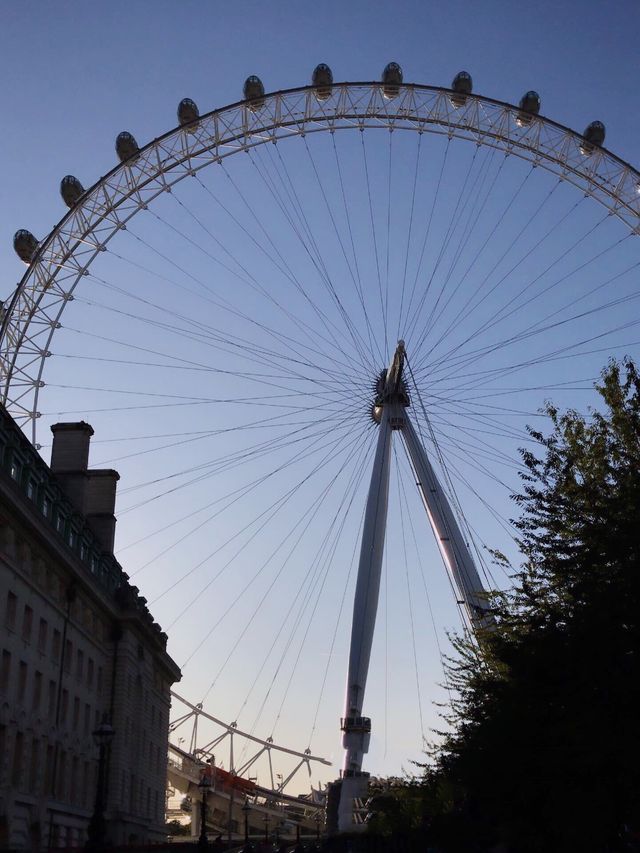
{"left": 334, "top": 341, "right": 492, "bottom": 833}
{"left": 401, "top": 416, "right": 493, "bottom": 633}
{"left": 342, "top": 407, "right": 392, "bottom": 767}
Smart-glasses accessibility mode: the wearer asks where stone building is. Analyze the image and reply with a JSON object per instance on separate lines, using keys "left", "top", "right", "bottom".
{"left": 0, "top": 407, "right": 181, "bottom": 848}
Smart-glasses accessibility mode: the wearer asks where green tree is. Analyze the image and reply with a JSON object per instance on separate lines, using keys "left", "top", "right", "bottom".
{"left": 165, "top": 818, "right": 190, "bottom": 837}
{"left": 365, "top": 776, "right": 429, "bottom": 842}
{"left": 424, "top": 359, "right": 640, "bottom": 852}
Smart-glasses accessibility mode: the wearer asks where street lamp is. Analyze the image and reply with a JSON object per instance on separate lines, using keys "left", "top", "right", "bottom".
{"left": 85, "top": 716, "right": 115, "bottom": 851}
{"left": 315, "top": 812, "right": 322, "bottom": 842}
{"left": 198, "top": 772, "right": 212, "bottom": 852}
{"left": 263, "top": 813, "right": 270, "bottom": 843}
{"left": 241, "top": 798, "right": 252, "bottom": 852}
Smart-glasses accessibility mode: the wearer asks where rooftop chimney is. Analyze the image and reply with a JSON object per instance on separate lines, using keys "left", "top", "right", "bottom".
{"left": 84, "top": 469, "right": 120, "bottom": 554}
{"left": 50, "top": 421, "right": 120, "bottom": 555}
{"left": 50, "top": 422, "right": 93, "bottom": 512}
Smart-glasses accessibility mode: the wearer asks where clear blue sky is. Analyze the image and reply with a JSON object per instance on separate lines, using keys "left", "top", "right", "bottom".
{"left": 1, "top": 1, "right": 639, "bottom": 789}
{"left": 2, "top": 0, "right": 638, "bottom": 242}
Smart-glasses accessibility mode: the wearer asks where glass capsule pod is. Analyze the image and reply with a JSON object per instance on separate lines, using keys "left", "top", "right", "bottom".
{"left": 450, "top": 70, "right": 473, "bottom": 108}
{"left": 115, "top": 131, "right": 140, "bottom": 163}
{"left": 60, "top": 175, "right": 85, "bottom": 209}
{"left": 312, "top": 63, "right": 333, "bottom": 101}
{"left": 177, "top": 98, "right": 200, "bottom": 130}
{"left": 381, "top": 62, "right": 403, "bottom": 99}
{"left": 243, "top": 75, "right": 265, "bottom": 111}
{"left": 580, "top": 120, "right": 606, "bottom": 155}
{"left": 516, "top": 90, "right": 541, "bottom": 127}
{"left": 13, "top": 229, "right": 38, "bottom": 264}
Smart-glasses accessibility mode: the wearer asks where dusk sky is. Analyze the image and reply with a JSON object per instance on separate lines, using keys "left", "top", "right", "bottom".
{"left": 1, "top": 1, "right": 639, "bottom": 788}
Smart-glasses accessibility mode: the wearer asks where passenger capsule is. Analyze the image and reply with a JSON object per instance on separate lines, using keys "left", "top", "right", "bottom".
{"left": 515, "top": 90, "right": 541, "bottom": 127}
{"left": 60, "top": 175, "right": 85, "bottom": 209}
{"left": 116, "top": 131, "right": 140, "bottom": 163}
{"left": 243, "top": 75, "right": 265, "bottom": 110}
{"left": 381, "top": 62, "right": 403, "bottom": 99}
{"left": 450, "top": 71, "right": 473, "bottom": 108}
{"left": 13, "top": 229, "right": 39, "bottom": 264}
{"left": 580, "top": 120, "right": 605, "bottom": 155}
{"left": 177, "top": 98, "right": 200, "bottom": 128}
{"left": 312, "top": 63, "right": 333, "bottom": 101}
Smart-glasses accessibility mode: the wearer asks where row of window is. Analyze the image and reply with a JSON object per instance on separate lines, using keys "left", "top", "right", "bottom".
{"left": 6, "top": 536, "right": 116, "bottom": 638}
{"left": 0, "top": 724, "right": 97, "bottom": 809}
{"left": 10, "top": 450, "right": 87, "bottom": 547}
{"left": 120, "top": 769, "right": 164, "bottom": 821}
{"left": 124, "top": 672, "right": 165, "bottom": 735}
{"left": 4, "top": 523, "right": 114, "bottom": 640}
{"left": 5, "top": 442, "right": 122, "bottom": 591}
{"left": 5, "top": 590, "right": 104, "bottom": 690}
{"left": 122, "top": 715, "right": 164, "bottom": 773}
{"left": 0, "top": 649, "right": 103, "bottom": 731}
{"left": 1, "top": 442, "right": 165, "bottom": 652}
{"left": 0, "top": 724, "right": 163, "bottom": 822}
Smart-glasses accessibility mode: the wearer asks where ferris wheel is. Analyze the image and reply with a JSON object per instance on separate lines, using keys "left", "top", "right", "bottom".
{"left": 3, "top": 63, "right": 640, "bottom": 830}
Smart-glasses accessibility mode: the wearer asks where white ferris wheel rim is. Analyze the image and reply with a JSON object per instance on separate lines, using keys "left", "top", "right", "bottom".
{"left": 2, "top": 79, "right": 640, "bottom": 444}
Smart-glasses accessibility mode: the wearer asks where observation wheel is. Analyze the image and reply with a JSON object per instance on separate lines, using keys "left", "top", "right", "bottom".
{"left": 3, "top": 65, "right": 640, "bottom": 830}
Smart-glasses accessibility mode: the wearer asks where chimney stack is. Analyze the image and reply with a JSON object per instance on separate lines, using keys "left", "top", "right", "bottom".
{"left": 50, "top": 422, "right": 120, "bottom": 555}
{"left": 50, "top": 422, "right": 93, "bottom": 511}
{"left": 84, "top": 469, "right": 120, "bottom": 554}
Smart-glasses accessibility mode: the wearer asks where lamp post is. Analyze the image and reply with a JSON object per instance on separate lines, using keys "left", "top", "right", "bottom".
{"left": 85, "top": 716, "right": 115, "bottom": 851}
{"left": 198, "top": 773, "right": 212, "bottom": 852}
{"left": 263, "top": 813, "right": 270, "bottom": 844}
{"left": 241, "top": 799, "right": 252, "bottom": 852}
{"left": 315, "top": 812, "right": 322, "bottom": 843}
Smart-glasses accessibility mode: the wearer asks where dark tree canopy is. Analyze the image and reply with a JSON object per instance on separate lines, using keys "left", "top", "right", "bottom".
{"left": 420, "top": 359, "right": 640, "bottom": 852}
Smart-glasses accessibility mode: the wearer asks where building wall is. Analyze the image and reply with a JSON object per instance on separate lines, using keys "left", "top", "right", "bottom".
{"left": 0, "top": 408, "right": 180, "bottom": 849}
{"left": 106, "top": 620, "right": 174, "bottom": 844}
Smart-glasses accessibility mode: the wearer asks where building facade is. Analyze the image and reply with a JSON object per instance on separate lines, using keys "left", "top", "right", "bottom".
{"left": 0, "top": 409, "right": 181, "bottom": 848}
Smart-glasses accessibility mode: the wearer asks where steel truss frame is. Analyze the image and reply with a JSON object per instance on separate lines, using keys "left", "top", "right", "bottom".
{"left": 169, "top": 690, "right": 330, "bottom": 795}
{"left": 2, "top": 82, "right": 640, "bottom": 440}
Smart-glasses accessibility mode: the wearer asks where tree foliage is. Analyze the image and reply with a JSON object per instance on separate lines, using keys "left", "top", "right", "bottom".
{"left": 421, "top": 359, "right": 640, "bottom": 852}
{"left": 165, "top": 819, "right": 190, "bottom": 837}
